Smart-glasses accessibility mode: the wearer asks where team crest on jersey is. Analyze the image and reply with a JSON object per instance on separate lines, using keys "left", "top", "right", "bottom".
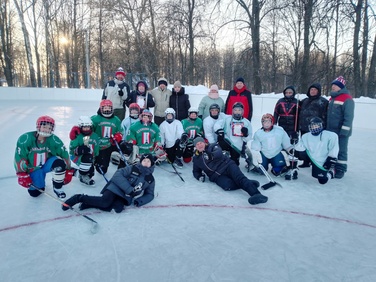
{"left": 34, "top": 152, "right": 47, "bottom": 167}
{"left": 102, "top": 126, "right": 112, "bottom": 138}
{"left": 142, "top": 132, "right": 151, "bottom": 144}
{"left": 188, "top": 130, "right": 196, "bottom": 138}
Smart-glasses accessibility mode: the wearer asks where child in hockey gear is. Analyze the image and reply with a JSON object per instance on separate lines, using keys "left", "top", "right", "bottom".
{"left": 180, "top": 107, "right": 204, "bottom": 163}
{"left": 203, "top": 103, "right": 226, "bottom": 144}
{"left": 273, "top": 86, "right": 299, "bottom": 144}
{"left": 214, "top": 102, "right": 253, "bottom": 166}
{"left": 62, "top": 153, "right": 156, "bottom": 213}
{"left": 192, "top": 138, "right": 267, "bottom": 205}
{"left": 294, "top": 117, "right": 339, "bottom": 184}
{"left": 159, "top": 108, "right": 185, "bottom": 168}
{"left": 14, "top": 116, "right": 74, "bottom": 198}
{"left": 91, "top": 100, "right": 123, "bottom": 174}
{"left": 69, "top": 116, "right": 100, "bottom": 186}
{"left": 251, "top": 113, "right": 293, "bottom": 176}
{"left": 111, "top": 103, "right": 141, "bottom": 167}
{"left": 126, "top": 109, "right": 166, "bottom": 165}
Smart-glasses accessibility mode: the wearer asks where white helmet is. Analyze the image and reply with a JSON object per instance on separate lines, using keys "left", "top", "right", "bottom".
{"left": 165, "top": 108, "right": 176, "bottom": 122}
{"left": 78, "top": 116, "right": 93, "bottom": 136}
{"left": 188, "top": 107, "right": 198, "bottom": 115}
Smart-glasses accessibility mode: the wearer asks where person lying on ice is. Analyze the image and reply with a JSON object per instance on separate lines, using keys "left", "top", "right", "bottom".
{"left": 192, "top": 137, "right": 268, "bottom": 205}
{"left": 62, "top": 153, "right": 156, "bottom": 213}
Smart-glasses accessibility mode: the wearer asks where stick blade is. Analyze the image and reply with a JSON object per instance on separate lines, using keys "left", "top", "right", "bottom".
{"left": 90, "top": 222, "right": 99, "bottom": 234}
{"left": 261, "top": 182, "right": 277, "bottom": 190}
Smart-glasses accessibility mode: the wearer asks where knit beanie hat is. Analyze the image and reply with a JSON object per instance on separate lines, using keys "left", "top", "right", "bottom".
{"left": 236, "top": 77, "right": 245, "bottom": 84}
{"left": 209, "top": 84, "right": 219, "bottom": 92}
{"left": 158, "top": 78, "right": 168, "bottom": 86}
{"left": 193, "top": 137, "right": 205, "bottom": 147}
{"left": 115, "top": 67, "right": 126, "bottom": 77}
{"left": 331, "top": 76, "right": 346, "bottom": 89}
{"left": 140, "top": 153, "right": 155, "bottom": 167}
{"left": 174, "top": 80, "right": 182, "bottom": 88}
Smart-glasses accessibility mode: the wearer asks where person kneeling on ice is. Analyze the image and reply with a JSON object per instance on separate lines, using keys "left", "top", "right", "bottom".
{"left": 62, "top": 154, "right": 156, "bottom": 213}
{"left": 14, "top": 116, "right": 74, "bottom": 198}
{"left": 192, "top": 137, "right": 268, "bottom": 205}
{"left": 293, "top": 117, "right": 338, "bottom": 184}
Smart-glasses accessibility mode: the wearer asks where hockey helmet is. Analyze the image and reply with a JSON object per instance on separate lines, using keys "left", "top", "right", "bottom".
{"left": 36, "top": 115, "right": 55, "bottom": 137}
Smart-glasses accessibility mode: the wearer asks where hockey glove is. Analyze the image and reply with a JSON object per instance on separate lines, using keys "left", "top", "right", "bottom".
{"left": 120, "top": 141, "right": 133, "bottom": 155}
{"left": 111, "top": 132, "right": 123, "bottom": 145}
{"left": 17, "top": 172, "right": 32, "bottom": 188}
{"left": 75, "top": 145, "right": 91, "bottom": 156}
{"left": 323, "top": 157, "right": 337, "bottom": 170}
{"left": 215, "top": 129, "right": 225, "bottom": 141}
{"left": 198, "top": 174, "right": 206, "bottom": 182}
{"left": 241, "top": 127, "right": 248, "bottom": 137}
{"left": 69, "top": 126, "right": 81, "bottom": 140}
{"left": 290, "top": 131, "right": 299, "bottom": 144}
{"left": 64, "top": 169, "right": 75, "bottom": 185}
{"left": 180, "top": 133, "right": 189, "bottom": 148}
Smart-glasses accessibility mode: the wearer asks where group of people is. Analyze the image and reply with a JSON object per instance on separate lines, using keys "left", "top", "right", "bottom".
{"left": 14, "top": 69, "right": 354, "bottom": 214}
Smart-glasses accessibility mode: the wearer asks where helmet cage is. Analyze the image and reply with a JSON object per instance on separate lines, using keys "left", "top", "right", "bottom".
{"left": 36, "top": 116, "right": 55, "bottom": 137}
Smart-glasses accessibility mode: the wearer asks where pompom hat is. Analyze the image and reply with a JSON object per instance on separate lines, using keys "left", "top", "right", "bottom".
{"left": 331, "top": 76, "right": 346, "bottom": 89}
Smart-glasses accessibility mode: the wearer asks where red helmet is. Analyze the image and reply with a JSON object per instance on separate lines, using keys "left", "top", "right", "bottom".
{"left": 129, "top": 103, "right": 141, "bottom": 119}
{"left": 139, "top": 109, "right": 153, "bottom": 124}
{"left": 36, "top": 115, "right": 55, "bottom": 137}
{"left": 100, "top": 100, "right": 113, "bottom": 117}
{"left": 261, "top": 113, "right": 274, "bottom": 124}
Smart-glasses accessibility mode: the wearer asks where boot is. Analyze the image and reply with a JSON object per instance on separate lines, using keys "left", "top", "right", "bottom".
{"left": 54, "top": 188, "right": 66, "bottom": 199}
{"left": 248, "top": 193, "right": 268, "bottom": 205}
{"left": 298, "top": 161, "right": 311, "bottom": 168}
{"left": 173, "top": 157, "right": 183, "bottom": 168}
{"left": 79, "top": 174, "right": 95, "bottom": 186}
{"left": 62, "top": 194, "right": 83, "bottom": 211}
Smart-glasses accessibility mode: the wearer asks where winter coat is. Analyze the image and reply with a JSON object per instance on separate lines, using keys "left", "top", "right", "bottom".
{"left": 198, "top": 95, "right": 225, "bottom": 120}
{"left": 169, "top": 87, "right": 191, "bottom": 121}
{"left": 104, "top": 164, "right": 155, "bottom": 207}
{"left": 151, "top": 84, "right": 172, "bottom": 118}
{"left": 326, "top": 87, "right": 355, "bottom": 137}
{"left": 125, "top": 90, "right": 155, "bottom": 110}
{"left": 251, "top": 125, "right": 292, "bottom": 159}
{"left": 102, "top": 79, "right": 130, "bottom": 110}
{"left": 213, "top": 114, "right": 252, "bottom": 152}
{"left": 299, "top": 83, "right": 329, "bottom": 134}
{"left": 274, "top": 86, "right": 299, "bottom": 136}
{"left": 225, "top": 86, "right": 253, "bottom": 121}
{"left": 192, "top": 143, "right": 232, "bottom": 182}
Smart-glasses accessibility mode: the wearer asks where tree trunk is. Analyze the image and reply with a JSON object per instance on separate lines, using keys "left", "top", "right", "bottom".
{"left": 352, "top": 0, "right": 363, "bottom": 98}
{"left": 0, "top": 0, "right": 14, "bottom": 86}
{"left": 367, "top": 33, "right": 376, "bottom": 98}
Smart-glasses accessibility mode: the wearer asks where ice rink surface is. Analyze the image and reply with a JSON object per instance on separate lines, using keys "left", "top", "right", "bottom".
{"left": 0, "top": 99, "right": 375, "bottom": 282}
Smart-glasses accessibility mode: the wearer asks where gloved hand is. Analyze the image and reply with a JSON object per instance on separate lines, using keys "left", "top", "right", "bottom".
{"left": 120, "top": 141, "right": 133, "bottom": 155}
{"left": 75, "top": 145, "right": 91, "bottom": 156}
{"left": 69, "top": 126, "right": 81, "bottom": 140}
{"left": 118, "top": 88, "right": 124, "bottom": 96}
{"left": 323, "top": 156, "right": 337, "bottom": 170}
{"left": 215, "top": 129, "right": 224, "bottom": 141}
{"left": 180, "top": 133, "right": 189, "bottom": 148}
{"left": 133, "top": 182, "right": 143, "bottom": 193}
{"left": 198, "top": 174, "right": 206, "bottom": 182}
{"left": 111, "top": 132, "right": 123, "bottom": 145}
{"left": 17, "top": 172, "right": 32, "bottom": 188}
{"left": 290, "top": 131, "right": 299, "bottom": 144}
{"left": 241, "top": 127, "right": 248, "bottom": 137}
{"left": 64, "top": 169, "right": 75, "bottom": 185}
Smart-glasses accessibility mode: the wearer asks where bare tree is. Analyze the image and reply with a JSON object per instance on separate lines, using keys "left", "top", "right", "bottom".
{"left": 0, "top": 0, "right": 14, "bottom": 86}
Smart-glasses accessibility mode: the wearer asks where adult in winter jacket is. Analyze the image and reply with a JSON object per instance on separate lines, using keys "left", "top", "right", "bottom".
{"left": 198, "top": 84, "right": 225, "bottom": 120}
{"left": 151, "top": 77, "right": 172, "bottom": 126}
{"left": 169, "top": 80, "right": 191, "bottom": 121}
{"left": 125, "top": 80, "right": 155, "bottom": 111}
{"left": 274, "top": 86, "right": 299, "bottom": 142}
{"left": 62, "top": 154, "right": 156, "bottom": 213}
{"left": 225, "top": 77, "right": 253, "bottom": 121}
{"left": 102, "top": 67, "right": 130, "bottom": 121}
{"left": 298, "top": 83, "right": 329, "bottom": 168}
{"left": 192, "top": 138, "right": 268, "bottom": 205}
{"left": 326, "top": 76, "right": 355, "bottom": 179}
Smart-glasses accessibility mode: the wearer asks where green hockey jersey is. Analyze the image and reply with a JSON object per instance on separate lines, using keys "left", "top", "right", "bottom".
{"left": 91, "top": 114, "right": 123, "bottom": 150}
{"left": 126, "top": 121, "right": 161, "bottom": 154}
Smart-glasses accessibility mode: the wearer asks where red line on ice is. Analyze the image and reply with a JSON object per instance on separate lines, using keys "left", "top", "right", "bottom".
{"left": 1, "top": 204, "right": 375, "bottom": 233}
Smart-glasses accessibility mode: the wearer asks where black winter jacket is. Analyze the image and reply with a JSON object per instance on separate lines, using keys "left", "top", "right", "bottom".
{"left": 169, "top": 87, "right": 191, "bottom": 121}
{"left": 274, "top": 86, "right": 298, "bottom": 135}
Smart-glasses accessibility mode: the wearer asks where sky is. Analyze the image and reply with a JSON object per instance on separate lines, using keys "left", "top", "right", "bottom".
{"left": 0, "top": 88, "right": 375, "bottom": 282}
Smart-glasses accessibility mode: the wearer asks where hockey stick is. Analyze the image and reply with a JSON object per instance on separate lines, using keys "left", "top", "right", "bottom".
{"left": 96, "top": 165, "right": 109, "bottom": 183}
{"left": 169, "top": 161, "right": 185, "bottom": 182}
{"left": 257, "top": 164, "right": 283, "bottom": 190}
{"left": 30, "top": 184, "right": 99, "bottom": 233}
{"left": 156, "top": 164, "right": 182, "bottom": 175}
{"left": 111, "top": 134, "right": 129, "bottom": 166}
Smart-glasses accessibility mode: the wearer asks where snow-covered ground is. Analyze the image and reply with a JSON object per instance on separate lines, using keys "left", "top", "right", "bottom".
{"left": 0, "top": 89, "right": 375, "bottom": 282}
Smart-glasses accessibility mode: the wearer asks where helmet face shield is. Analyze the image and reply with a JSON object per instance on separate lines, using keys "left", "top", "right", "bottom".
{"left": 164, "top": 108, "right": 176, "bottom": 122}
{"left": 309, "top": 118, "right": 324, "bottom": 136}
{"left": 100, "top": 100, "right": 113, "bottom": 117}
{"left": 36, "top": 116, "right": 55, "bottom": 137}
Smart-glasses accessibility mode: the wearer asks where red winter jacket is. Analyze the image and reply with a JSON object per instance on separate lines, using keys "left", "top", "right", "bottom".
{"left": 225, "top": 85, "right": 253, "bottom": 121}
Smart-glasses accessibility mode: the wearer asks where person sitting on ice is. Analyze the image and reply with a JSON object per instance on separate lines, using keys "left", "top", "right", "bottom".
{"left": 214, "top": 102, "right": 253, "bottom": 166}
{"left": 14, "top": 116, "right": 74, "bottom": 198}
{"left": 293, "top": 117, "right": 338, "bottom": 184}
{"left": 159, "top": 108, "right": 185, "bottom": 168}
{"left": 69, "top": 116, "right": 100, "bottom": 186}
{"left": 62, "top": 153, "right": 156, "bottom": 213}
{"left": 126, "top": 109, "right": 167, "bottom": 165}
{"left": 251, "top": 113, "right": 293, "bottom": 176}
{"left": 192, "top": 137, "right": 268, "bottom": 205}
{"left": 180, "top": 107, "right": 204, "bottom": 163}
